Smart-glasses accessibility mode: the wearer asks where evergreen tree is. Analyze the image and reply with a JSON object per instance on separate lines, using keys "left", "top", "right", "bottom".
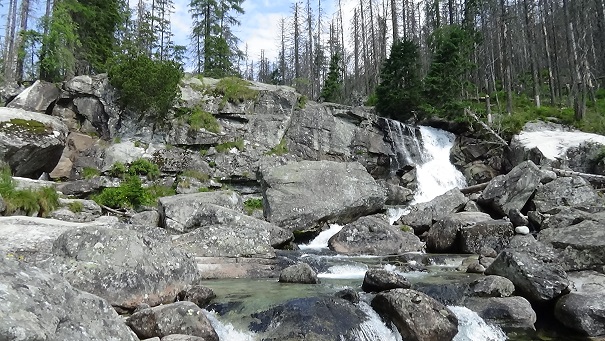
{"left": 39, "top": 0, "right": 80, "bottom": 82}
{"left": 375, "top": 39, "right": 421, "bottom": 121}
{"left": 320, "top": 52, "right": 342, "bottom": 103}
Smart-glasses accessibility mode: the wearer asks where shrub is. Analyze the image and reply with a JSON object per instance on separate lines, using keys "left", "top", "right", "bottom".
{"left": 243, "top": 198, "right": 263, "bottom": 215}
{"left": 216, "top": 139, "right": 244, "bottom": 153}
{"left": 188, "top": 107, "right": 220, "bottom": 133}
{"left": 108, "top": 162, "right": 127, "bottom": 178}
{"left": 297, "top": 95, "right": 308, "bottom": 109}
{"left": 92, "top": 176, "right": 152, "bottom": 209}
{"left": 0, "top": 167, "right": 59, "bottom": 217}
{"left": 128, "top": 158, "right": 160, "bottom": 180}
{"left": 68, "top": 201, "right": 84, "bottom": 213}
{"left": 107, "top": 53, "right": 183, "bottom": 121}
{"left": 213, "top": 77, "right": 258, "bottom": 108}
{"left": 82, "top": 167, "right": 100, "bottom": 179}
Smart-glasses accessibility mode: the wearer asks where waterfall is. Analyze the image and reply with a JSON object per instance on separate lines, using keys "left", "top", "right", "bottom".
{"left": 203, "top": 310, "right": 255, "bottom": 341}
{"left": 383, "top": 118, "right": 425, "bottom": 169}
{"left": 348, "top": 302, "right": 403, "bottom": 341}
{"left": 450, "top": 306, "right": 507, "bottom": 341}
{"left": 299, "top": 224, "right": 344, "bottom": 250}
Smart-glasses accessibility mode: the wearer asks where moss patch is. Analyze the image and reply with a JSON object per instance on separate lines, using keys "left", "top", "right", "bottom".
{"left": 244, "top": 198, "right": 263, "bottom": 215}
{"left": 213, "top": 77, "right": 259, "bottom": 108}
{"left": 266, "top": 138, "right": 288, "bottom": 156}
{"left": 216, "top": 138, "right": 245, "bottom": 153}
{"left": 0, "top": 118, "right": 50, "bottom": 135}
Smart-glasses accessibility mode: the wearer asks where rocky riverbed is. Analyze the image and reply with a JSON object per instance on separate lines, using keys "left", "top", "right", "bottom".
{"left": 2, "top": 75, "right": 605, "bottom": 340}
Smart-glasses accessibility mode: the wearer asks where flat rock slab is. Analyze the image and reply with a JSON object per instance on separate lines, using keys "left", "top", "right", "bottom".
{"left": 261, "top": 160, "right": 385, "bottom": 232}
{"left": 539, "top": 220, "right": 605, "bottom": 271}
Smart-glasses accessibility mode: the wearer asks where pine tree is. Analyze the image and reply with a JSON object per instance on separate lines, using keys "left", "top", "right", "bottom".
{"left": 320, "top": 52, "right": 342, "bottom": 102}
{"left": 375, "top": 39, "right": 421, "bottom": 121}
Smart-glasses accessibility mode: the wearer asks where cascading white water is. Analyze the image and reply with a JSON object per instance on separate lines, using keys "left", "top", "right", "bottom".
{"left": 516, "top": 129, "right": 605, "bottom": 160}
{"left": 450, "top": 306, "right": 507, "bottom": 341}
{"left": 349, "top": 302, "right": 404, "bottom": 341}
{"left": 203, "top": 310, "right": 255, "bottom": 341}
{"left": 299, "top": 224, "right": 344, "bottom": 250}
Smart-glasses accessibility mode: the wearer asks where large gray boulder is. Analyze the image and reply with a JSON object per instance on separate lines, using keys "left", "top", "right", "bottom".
{"left": 159, "top": 191, "right": 243, "bottom": 232}
{"left": 533, "top": 176, "right": 603, "bottom": 214}
{"left": 261, "top": 160, "right": 386, "bottom": 232}
{"left": 478, "top": 160, "right": 543, "bottom": 216}
{"left": 126, "top": 301, "right": 218, "bottom": 340}
{"left": 170, "top": 203, "right": 292, "bottom": 258}
{"left": 462, "top": 296, "right": 537, "bottom": 330}
{"left": 249, "top": 296, "right": 371, "bottom": 341}
{"left": 41, "top": 226, "right": 199, "bottom": 310}
{"left": 485, "top": 249, "right": 569, "bottom": 302}
{"left": 539, "top": 220, "right": 605, "bottom": 271}
{"left": 362, "top": 269, "right": 411, "bottom": 292}
{"left": 0, "top": 254, "right": 138, "bottom": 341}
{"left": 279, "top": 263, "right": 319, "bottom": 284}
{"left": 555, "top": 293, "right": 605, "bottom": 336}
{"left": 398, "top": 188, "right": 468, "bottom": 234}
{"left": 0, "top": 107, "right": 68, "bottom": 177}
{"left": 0, "top": 216, "right": 117, "bottom": 262}
{"left": 426, "top": 212, "right": 493, "bottom": 253}
{"left": 468, "top": 275, "right": 515, "bottom": 298}
{"left": 328, "top": 215, "right": 422, "bottom": 255}
{"left": 458, "top": 219, "right": 514, "bottom": 254}
{"left": 7, "top": 80, "right": 61, "bottom": 112}
{"left": 371, "top": 289, "right": 458, "bottom": 341}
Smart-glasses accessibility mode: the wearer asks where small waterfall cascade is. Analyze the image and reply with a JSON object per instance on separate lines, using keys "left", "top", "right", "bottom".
{"left": 299, "top": 224, "right": 344, "bottom": 250}
{"left": 450, "top": 306, "right": 507, "bottom": 341}
{"left": 382, "top": 118, "right": 425, "bottom": 170}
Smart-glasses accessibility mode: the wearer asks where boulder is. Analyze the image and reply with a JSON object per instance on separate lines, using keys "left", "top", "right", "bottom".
{"left": 0, "top": 107, "right": 68, "bottom": 177}
{"left": 485, "top": 249, "right": 569, "bottom": 302}
{"left": 478, "top": 160, "right": 543, "bottom": 216}
{"left": 362, "top": 269, "right": 411, "bottom": 292}
{"left": 170, "top": 204, "right": 292, "bottom": 258}
{"left": 538, "top": 220, "right": 605, "bottom": 271}
{"left": 6, "top": 80, "right": 61, "bottom": 112}
{"left": 73, "top": 97, "right": 110, "bottom": 139}
{"left": 462, "top": 296, "right": 537, "bottom": 330}
{"left": 469, "top": 275, "right": 515, "bottom": 298}
{"left": 159, "top": 191, "right": 243, "bottom": 232}
{"left": 279, "top": 263, "right": 319, "bottom": 284}
{"left": 41, "top": 226, "right": 199, "bottom": 310}
{"left": 131, "top": 210, "right": 161, "bottom": 227}
{"left": 177, "top": 285, "right": 216, "bottom": 308}
{"left": 458, "top": 219, "right": 514, "bottom": 254}
{"left": 508, "top": 209, "right": 529, "bottom": 227}
{"left": 379, "top": 180, "right": 415, "bottom": 205}
{"left": 450, "top": 135, "right": 503, "bottom": 185}
{"left": 328, "top": 215, "right": 422, "bottom": 255}
{"left": 0, "top": 254, "right": 138, "bottom": 341}
{"left": 126, "top": 301, "right": 218, "bottom": 340}
{"left": 399, "top": 189, "right": 468, "bottom": 234}
{"left": 50, "top": 132, "right": 97, "bottom": 179}
{"left": 371, "top": 289, "right": 458, "bottom": 341}
{"left": 249, "top": 296, "right": 371, "bottom": 341}
{"left": 51, "top": 198, "right": 102, "bottom": 223}
{"left": 539, "top": 206, "right": 594, "bottom": 230}
{"left": 426, "top": 212, "right": 492, "bottom": 253}
{"left": 533, "top": 176, "right": 603, "bottom": 214}
{"left": 555, "top": 292, "right": 605, "bottom": 336}
{"left": 0, "top": 216, "right": 117, "bottom": 262}
{"left": 261, "top": 160, "right": 385, "bottom": 232}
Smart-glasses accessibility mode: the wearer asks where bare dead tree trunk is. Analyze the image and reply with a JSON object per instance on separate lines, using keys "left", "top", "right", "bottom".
{"left": 391, "top": 0, "right": 399, "bottom": 42}
{"left": 523, "top": 0, "right": 541, "bottom": 108}
{"left": 500, "top": 0, "right": 513, "bottom": 114}
{"left": 3, "top": 0, "right": 18, "bottom": 82}
{"left": 15, "top": 0, "right": 31, "bottom": 82}
{"left": 539, "top": 0, "right": 556, "bottom": 105}
{"left": 563, "top": 0, "right": 585, "bottom": 120}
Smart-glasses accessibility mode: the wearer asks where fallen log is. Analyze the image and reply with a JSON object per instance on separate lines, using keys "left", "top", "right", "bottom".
{"left": 99, "top": 204, "right": 132, "bottom": 217}
{"left": 460, "top": 182, "right": 489, "bottom": 194}
{"left": 548, "top": 167, "right": 605, "bottom": 187}
{"left": 464, "top": 108, "right": 509, "bottom": 147}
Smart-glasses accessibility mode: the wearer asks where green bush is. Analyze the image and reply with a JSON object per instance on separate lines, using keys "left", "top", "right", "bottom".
{"left": 188, "top": 108, "right": 220, "bottom": 133}
{"left": 297, "top": 95, "right": 308, "bottom": 109}
{"left": 216, "top": 138, "right": 245, "bottom": 153}
{"left": 92, "top": 176, "right": 152, "bottom": 209}
{"left": 0, "top": 167, "right": 59, "bottom": 217}
{"left": 107, "top": 53, "right": 183, "bottom": 121}
{"left": 213, "top": 77, "right": 258, "bottom": 108}
{"left": 108, "top": 162, "right": 128, "bottom": 178}
{"left": 68, "top": 201, "right": 84, "bottom": 213}
{"left": 128, "top": 159, "right": 160, "bottom": 180}
{"left": 146, "top": 185, "right": 176, "bottom": 199}
{"left": 82, "top": 167, "right": 100, "bottom": 179}
{"left": 243, "top": 198, "right": 263, "bottom": 215}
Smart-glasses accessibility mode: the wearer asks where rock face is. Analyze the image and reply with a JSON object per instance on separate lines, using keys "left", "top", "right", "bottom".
{"left": 279, "top": 263, "right": 319, "bottom": 284}
{"left": 0, "top": 107, "right": 68, "bottom": 177}
{"left": 0, "top": 254, "right": 138, "bottom": 341}
{"left": 41, "top": 226, "right": 199, "bottom": 310}
{"left": 249, "top": 296, "right": 370, "bottom": 341}
{"left": 362, "top": 269, "right": 411, "bottom": 292}
{"left": 261, "top": 160, "right": 386, "bottom": 232}
{"left": 485, "top": 249, "right": 569, "bottom": 302}
{"left": 450, "top": 135, "right": 503, "bottom": 185}
{"left": 170, "top": 204, "right": 291, "bottom": 258}
{"left": 328, "top": 215, "right": 422, "bottom": 255}
{"left": 371, "top": 289, "right": 458, "bottom": 341}
{"left": 126, "top": 302, "right": 218, "bottom": 340}
{"left": 398, "top": 189, "right": 468, "bottom": 234}
{"left": 6, "top": 80, "right": 61, "bottom": 112}
{"left": 533, "top": 176, "right": 603, "bottom": 213}
{"left": 426, "top": 212, "right": 493, "bottom": 253}
{"left": 478, "top": 160, "right": 543, "bottom": 216}
{"left": 539, "top": 220, "right": 605, "bottom": 271}
{"left": 458, "top": 219, "right": 514, "bottom": 254}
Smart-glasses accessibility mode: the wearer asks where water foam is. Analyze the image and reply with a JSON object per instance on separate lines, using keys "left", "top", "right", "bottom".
{"left": 299, "top": 224, "right": 344, "bottom": 250}
{"left": 450, "top": 306, "right": 507, "bottom": 341}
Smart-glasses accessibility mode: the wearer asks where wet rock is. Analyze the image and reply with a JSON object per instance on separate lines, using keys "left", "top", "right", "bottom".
{"left": 478, "top": 160, "right": 543, "bottom": 216}
{"left": 458, "top": 219, "right": 514, "bottom": 254}
{"left": 329, "top": 215, "right": 422, "bottom": 255}
{"left": 399, "top": 189, "right": 468, "bottom": 234}
{"left": 555, "top": 292, "right": 605, "bottom": 336}
{"left": 508, "top": 209, "right": 529, "bottom": 227}
{"left": 0, "top": 107, "right": 68, "bottom": 177}
{"left": 426, "top": 212, "right": 492, "bottom": 253}
{"left": 533, "top": 176, "right": 603, "bottom": 214}
{"left": 41, "top": 226, "right": 199, "bottom": 310}
{"left": 261, "top": 160, "right": 385, "bottom": 232}
{"left": 469, "top": 275, "right": 515, "bottom": 298}
{"left": 466, "top": 261, "right": 485, "bottom": 273}
{"left": 177, "top": 285, "right": 216, "bottom": 308}
{"left": 371, "top": 289, "right": 458, "bottom": 341}
{"left": 362, "top": 269, "right": 411, "bottom": 292}
{"left": 126, "top": 301, "right": 218, "bottom": 340}
{"left": 279, "top": 263, "right": 319, "bottom": 284}
{"left": 249, "top": 296, "right": 370, "bottom": 341}
{"left": 171, "top": 204, "right": 291, "bottom": 258}
{"left": 0, "top": 254, "right": 138, "bottom": 341}
{"left": 463, "top": 296, "right": 537, "bottom": 330}
{"left": 539, "top": 220, "right": 605, "bottom": 271}
{"left": 6, "top": 80, "right": 61, "bottom": 112}
{"left": 485, "top": 249, "right": 569, "bottom": 302}
{"left": 159, "top": 191, "right": 244, "bottom": 232}
{"left": 335, "top": 289, "right": 360, "bottom": 303}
